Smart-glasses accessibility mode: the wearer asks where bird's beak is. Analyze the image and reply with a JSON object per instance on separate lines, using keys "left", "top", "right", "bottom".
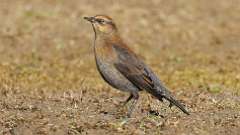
{"left": 83, "top": 16, "right": 95, "bottom": 23}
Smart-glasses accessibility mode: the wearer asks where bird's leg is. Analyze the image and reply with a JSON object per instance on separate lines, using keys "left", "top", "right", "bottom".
{"left": 127, "top": 92, "right": 139, "bottom": 118}
{"left": 114, "top": 94, "right": 134, "bottom": 117}
{"left": 122, "top": 94, "right": 133, "bottom": 106}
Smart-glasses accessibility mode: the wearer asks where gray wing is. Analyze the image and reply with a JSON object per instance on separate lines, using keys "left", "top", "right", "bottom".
{"left": 112, "top": 45, "right": 163, "bottom": 95}
{"left": 112, "top": 45, "right": 190, "bottom": 115}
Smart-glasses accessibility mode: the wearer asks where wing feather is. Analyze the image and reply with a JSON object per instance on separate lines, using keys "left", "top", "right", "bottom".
{"left": 113, "top": 45, "right": 155, "bottom": 91}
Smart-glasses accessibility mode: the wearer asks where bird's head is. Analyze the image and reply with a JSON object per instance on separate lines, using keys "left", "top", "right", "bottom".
{"left": 84, "top": 15, "right": 117, "bottom": 35}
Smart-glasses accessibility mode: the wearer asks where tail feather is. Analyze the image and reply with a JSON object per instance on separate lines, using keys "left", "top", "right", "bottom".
{"left": 162, "top": 94, "right": 190, "bottom": 115}
{"left": 145, "top": 82, "right": 190, "bottom": 115}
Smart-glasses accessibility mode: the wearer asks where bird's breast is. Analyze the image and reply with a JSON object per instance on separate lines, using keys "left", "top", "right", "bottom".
{"left": 93, "top": 40, "right": 138, "bottom": 92}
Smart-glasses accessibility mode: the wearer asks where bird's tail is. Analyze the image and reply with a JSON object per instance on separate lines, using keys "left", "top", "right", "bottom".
{"left": 153, "top": 86, "right": 190, "bottom": 115}
{"left": 162, "top": 94, "right": 190, "bottom": 115}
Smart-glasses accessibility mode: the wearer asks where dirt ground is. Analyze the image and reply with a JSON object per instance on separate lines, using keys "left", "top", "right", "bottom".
{"left": 0, "top": 0, "right": 240, "bottom": 135}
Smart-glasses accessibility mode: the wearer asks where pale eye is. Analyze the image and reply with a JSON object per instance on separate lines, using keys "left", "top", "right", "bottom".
{"left": 97, "top": 19, "right": 105, "bottom": 24}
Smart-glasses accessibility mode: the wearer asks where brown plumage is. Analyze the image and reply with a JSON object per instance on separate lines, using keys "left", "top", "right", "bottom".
{"left": 84, "top": 15, "right": 190, "bottom": 117}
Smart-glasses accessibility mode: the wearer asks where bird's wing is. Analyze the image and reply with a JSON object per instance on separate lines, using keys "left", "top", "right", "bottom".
{"left": 112, "top": 44, "right": 190, "bottom": 115}
{"left": 112, "top": 45, "right": 158, "bottom": 92}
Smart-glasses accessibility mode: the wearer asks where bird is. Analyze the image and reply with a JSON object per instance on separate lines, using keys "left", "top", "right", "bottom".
{"left": 84, "top": 15, "right": 190, "bottom": 117}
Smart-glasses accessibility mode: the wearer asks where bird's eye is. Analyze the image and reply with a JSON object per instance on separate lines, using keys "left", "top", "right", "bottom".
{"left": 97, "top": 19, "right": 105, "bottom": 24}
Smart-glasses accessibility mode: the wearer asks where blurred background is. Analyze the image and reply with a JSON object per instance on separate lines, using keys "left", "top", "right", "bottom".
{"left": 0, "top": 0, "right": 240, "bottom": 134}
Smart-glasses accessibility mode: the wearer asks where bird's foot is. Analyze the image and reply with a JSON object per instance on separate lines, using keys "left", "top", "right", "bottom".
{"left": 119, "top": 117, "right": 129, "bottom": 126}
